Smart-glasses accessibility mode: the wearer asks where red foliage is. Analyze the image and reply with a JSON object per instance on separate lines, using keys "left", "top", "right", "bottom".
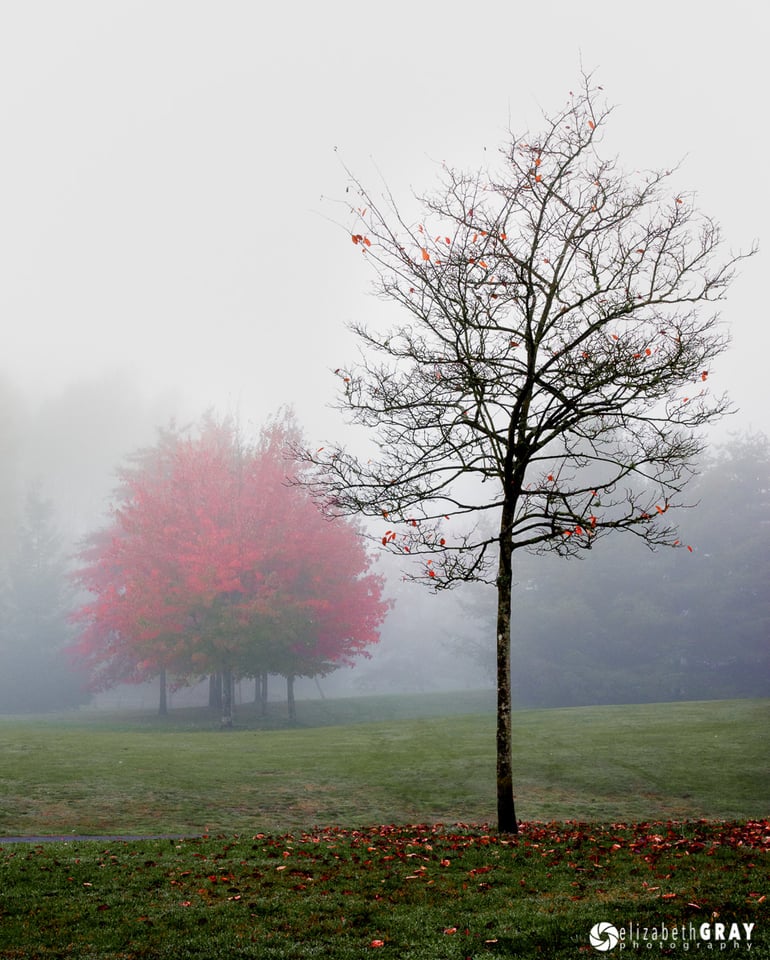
{"left": 70, "top": 414, "right": 389, "bottom": 690}
{"left": 286, "top": 818, "right": 770, "bottom": 858}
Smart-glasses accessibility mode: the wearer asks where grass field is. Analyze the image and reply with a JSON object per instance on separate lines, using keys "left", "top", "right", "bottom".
{"left": 1, "top": 821, "right": 767, "bottom": 958}
{"left": 0, "top": 694, "right": 766, "bottom": 835}
{"left": 0, "top": 694, "right": 767, "bottom": 957}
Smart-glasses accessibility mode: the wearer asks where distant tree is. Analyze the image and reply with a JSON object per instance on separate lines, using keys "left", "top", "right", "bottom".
{"left": 663, "top": 433, "right": 770, "bottom": 696}
{"left": 25, "top": 373, "right": 184, "bottom": 544}
{"left": 70, "top": 413, "right": 388, "bottom": 725}
{"left": 305, "top": 76, "right": 754, "bottom": 831}
{"left": 0, "top": 376, "right": 24, "bottom": 567}
{"left": 0, "top": 484, "right": 87, "bottom": 712}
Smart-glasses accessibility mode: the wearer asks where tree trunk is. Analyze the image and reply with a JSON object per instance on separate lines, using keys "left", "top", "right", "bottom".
{"left": 286, "top": 673, "right": 296, "bottom": 724}
{"left": 209, "top": 673, "right": 222, "bottom": 710}
{"left": 158, "top": 668, "right": 168, "bottom": 717}
{"left": 496, "top": 515, "right": 519, "bottom": 834}
{"left": 221, "top": 668, "right": 234, "bottom": 728}
{"left": 260, "top": 671, "right": 268, "bottom": 717}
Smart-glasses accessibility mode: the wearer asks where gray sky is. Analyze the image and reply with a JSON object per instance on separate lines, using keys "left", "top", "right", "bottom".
{"left": 2, "top": 1, "right": 767, "bottom": 448}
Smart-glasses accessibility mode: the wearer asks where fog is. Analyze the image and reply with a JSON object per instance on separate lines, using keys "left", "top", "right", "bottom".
{"left": 1, "top": 2, "right": 768, "bottom": 711}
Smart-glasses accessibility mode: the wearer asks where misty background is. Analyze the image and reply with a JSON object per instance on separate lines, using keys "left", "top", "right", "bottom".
{"left": 1, "top": 2, "right": 767, "bottom": 712}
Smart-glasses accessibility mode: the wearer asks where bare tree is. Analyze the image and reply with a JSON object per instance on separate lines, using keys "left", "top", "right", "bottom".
{"left": 306, "top": 77, "right": 755, "bottom": 833}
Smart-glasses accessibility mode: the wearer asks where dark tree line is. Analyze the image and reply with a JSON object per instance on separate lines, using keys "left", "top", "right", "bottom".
{"left": 454, "top": 434, "right": 770, "bottom": 706}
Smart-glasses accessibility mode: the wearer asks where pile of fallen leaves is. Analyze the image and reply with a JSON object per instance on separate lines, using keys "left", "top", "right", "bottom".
{"left": 288, "top": 818, "right": 770, "bottom": 853}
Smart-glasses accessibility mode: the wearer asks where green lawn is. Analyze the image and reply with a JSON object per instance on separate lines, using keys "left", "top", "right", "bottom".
{"left": 0, "top": 695, "right": 767, "bottom": 958}
{"left": 0, "top": 821, "right": 767, "bottom": 958}
{"left": 0, "top": 695, "right": 766, "bottom": 835}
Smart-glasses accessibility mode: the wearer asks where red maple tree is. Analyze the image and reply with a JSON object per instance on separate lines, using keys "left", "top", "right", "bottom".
{"left": 70, "top": 413, "right": 389, "bottom": 723}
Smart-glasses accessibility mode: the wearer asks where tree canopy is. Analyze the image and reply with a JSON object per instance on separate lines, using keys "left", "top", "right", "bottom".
{"left": 70, "top": 412, "right": 389, "bottom": 724}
